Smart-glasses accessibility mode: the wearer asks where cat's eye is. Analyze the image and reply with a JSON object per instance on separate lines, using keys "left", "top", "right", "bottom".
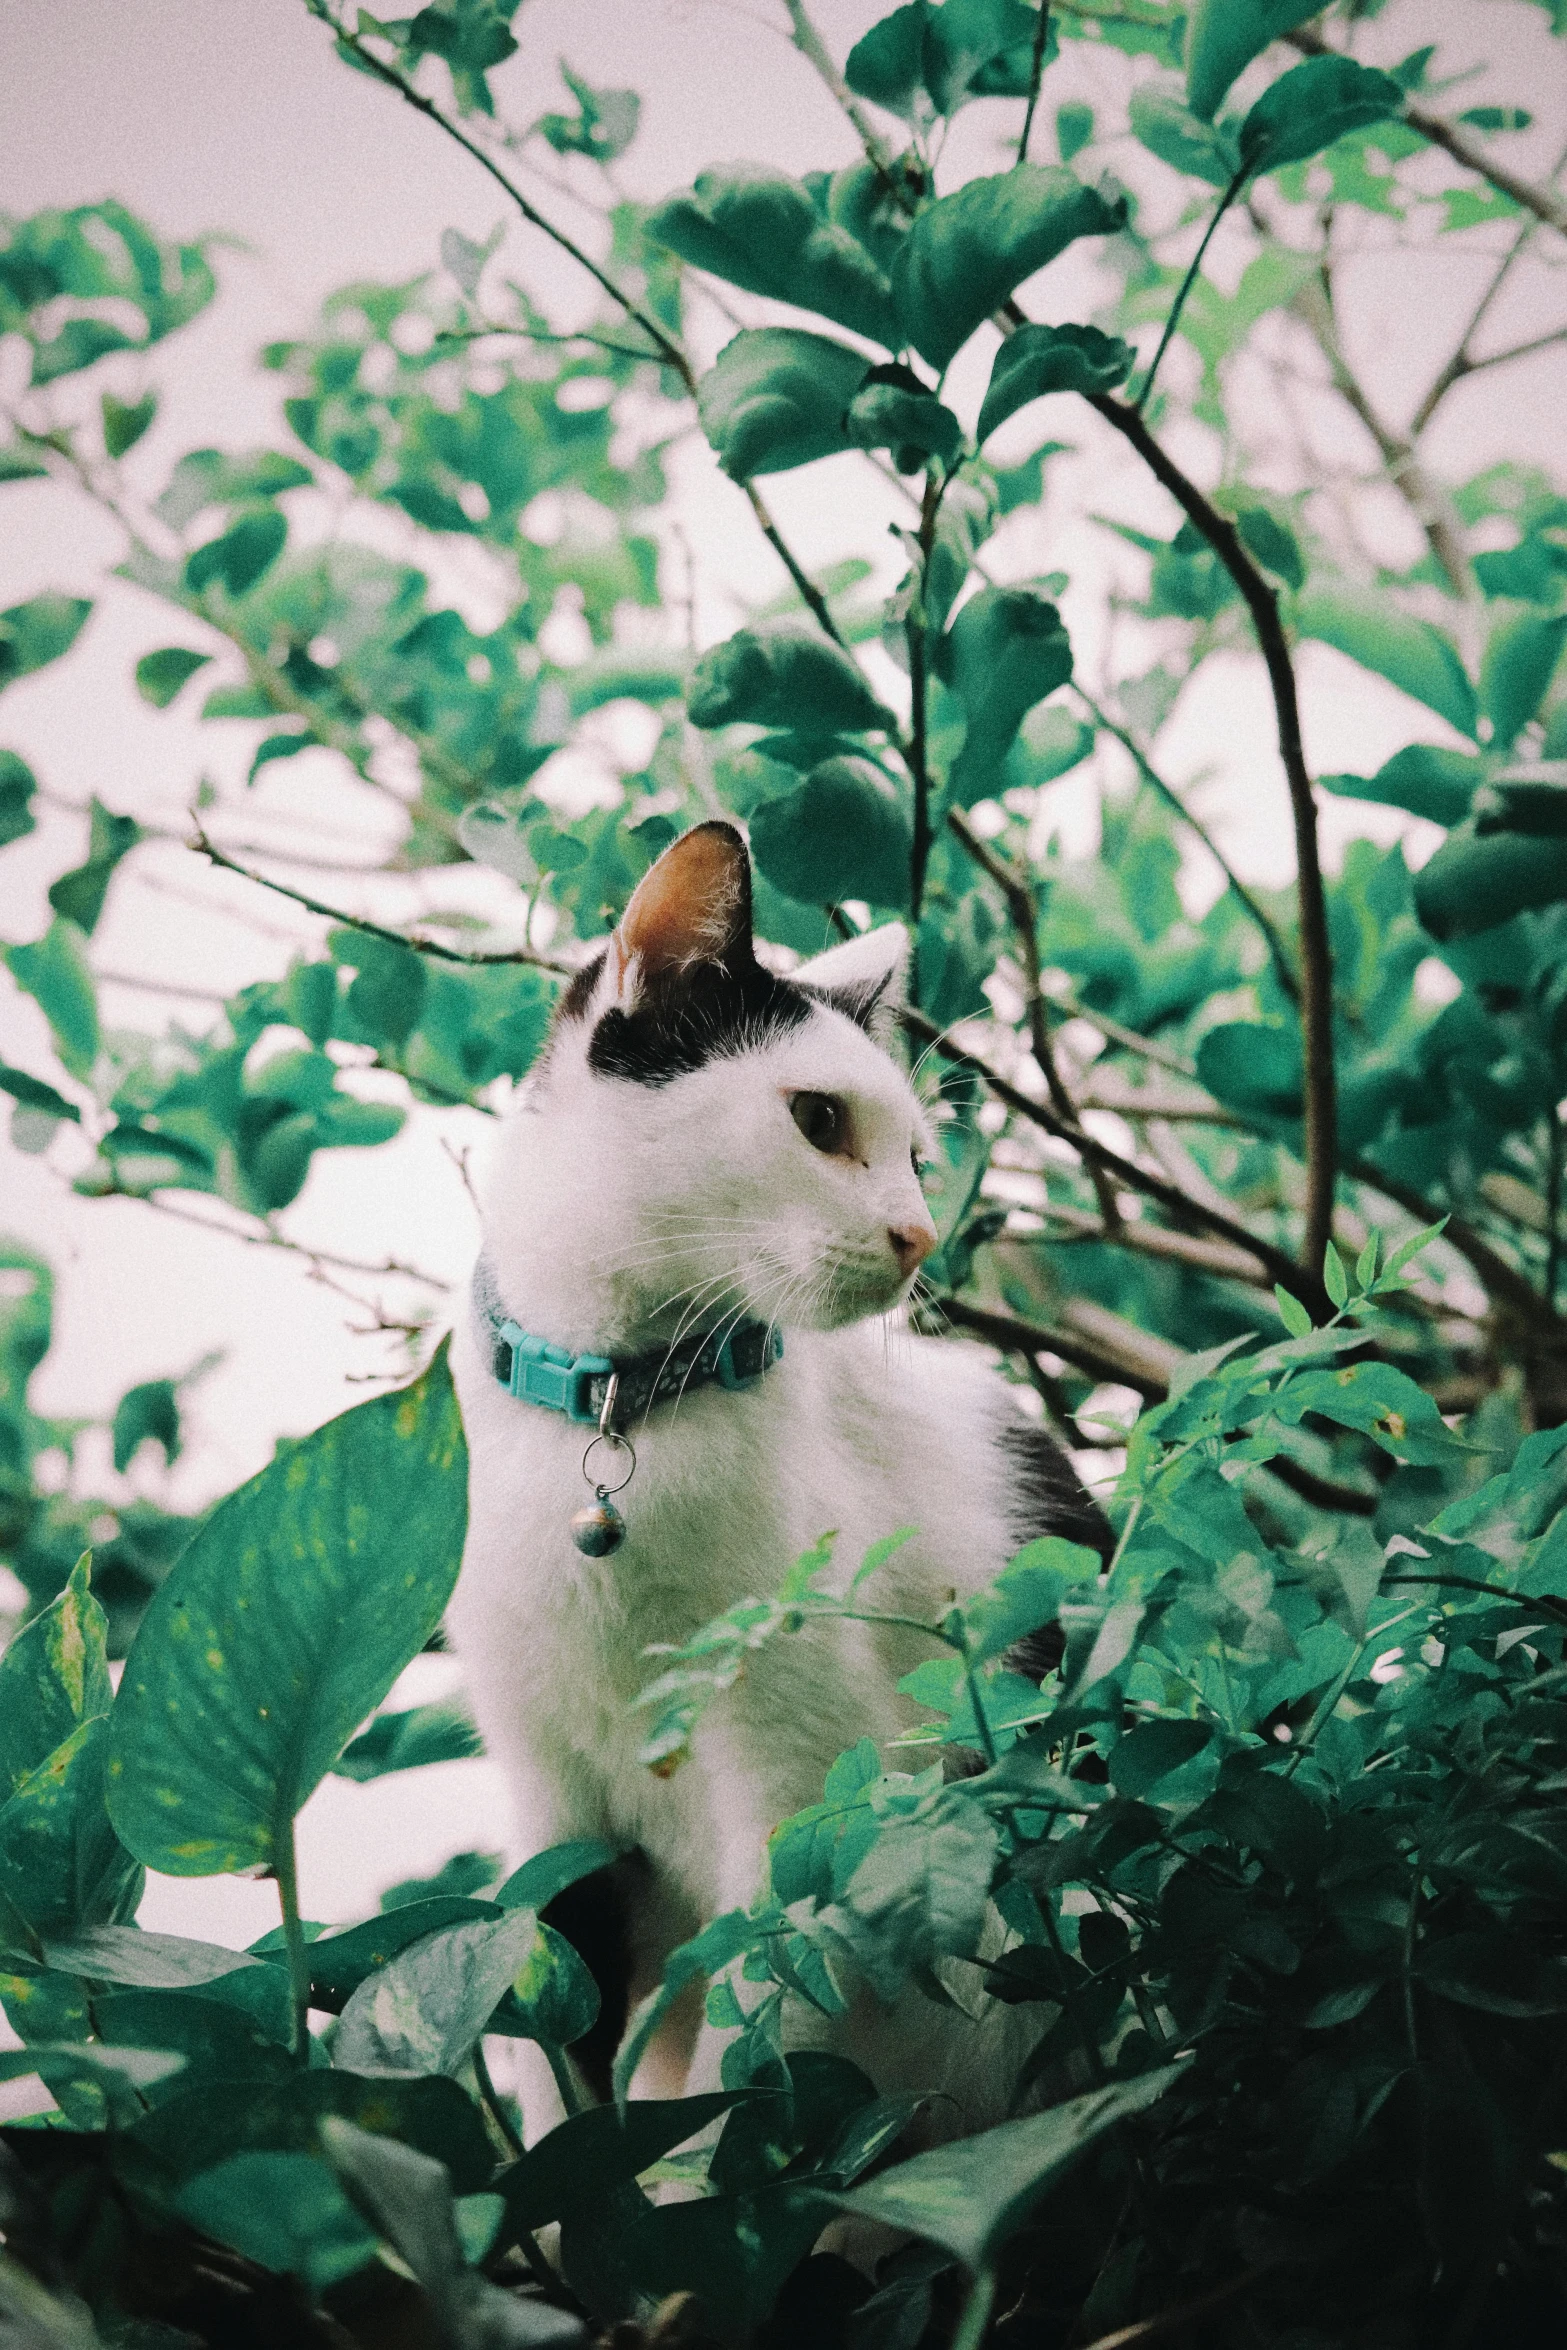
{"left": 789, "top": 1091, "right": 849, "bottom": 1155}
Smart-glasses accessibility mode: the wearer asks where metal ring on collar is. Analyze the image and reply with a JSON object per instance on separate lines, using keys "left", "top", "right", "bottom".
{"left": 581, "top": 1430, "right": 636, "bottom": 1497}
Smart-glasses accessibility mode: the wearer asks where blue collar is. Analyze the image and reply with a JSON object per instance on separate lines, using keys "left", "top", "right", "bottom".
{"left": 471, "top": 1256, "right": 783, "bottom": 1428}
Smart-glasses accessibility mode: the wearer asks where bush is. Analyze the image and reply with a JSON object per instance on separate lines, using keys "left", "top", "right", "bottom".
{"left": 4, "top": 0, "right": 1567, "bottom": 2340}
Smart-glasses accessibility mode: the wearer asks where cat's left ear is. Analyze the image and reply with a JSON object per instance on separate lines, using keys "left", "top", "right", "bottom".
{"left": 607, "top": 820, "right": 754, "bottom": 1010}
{"left": 794, "top": 922, "right": 908, "bottom": 1041}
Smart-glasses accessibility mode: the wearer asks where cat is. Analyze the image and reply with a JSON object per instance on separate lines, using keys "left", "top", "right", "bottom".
{"left": 447, "top": 819, "right": 1109, "bottom": 2142}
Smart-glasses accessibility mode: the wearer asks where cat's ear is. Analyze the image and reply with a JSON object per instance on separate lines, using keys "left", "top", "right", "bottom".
{"left": 607, "top": 820, "right": 754, "bottom": 1010}
{"left": 794, "top": 922, "right": 908, "bottom": 1041}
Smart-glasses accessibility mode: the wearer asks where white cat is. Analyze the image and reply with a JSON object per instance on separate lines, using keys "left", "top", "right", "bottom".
{"left": 447, "top": 820, "right": 1106, "bottom": 2140}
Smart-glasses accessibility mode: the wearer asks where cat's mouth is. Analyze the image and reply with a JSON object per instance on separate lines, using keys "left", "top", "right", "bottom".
{"left": 794, "top": 1250, "right": 913, "bottom": 1329}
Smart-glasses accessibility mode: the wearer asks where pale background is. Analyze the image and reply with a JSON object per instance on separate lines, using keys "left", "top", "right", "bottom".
{"left": 0, "top": 0, "right": 1564, "bottom": 2012}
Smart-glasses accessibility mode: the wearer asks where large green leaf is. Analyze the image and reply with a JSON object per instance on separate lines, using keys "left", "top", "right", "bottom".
{"left": 846, "top": 0, "right": 1043, "bottom": 118}
{"left": 978, "top": 323, "right": 1133, "bottom": 442}
{"left": 836, "top": 2068, "right": 1181, "bottom": 2269}
{"left": 129, "top": 2064, "right": 496, "bottom": 2193}
{"left": 1413, "top": 824, "right": 1567, "bottom": 938}
{"left": 0, "top": 594, "right": 92, "bottom": 690}
{"left": 749, "top": 757, "right": 913, "bottom": 908}
{"left": 1318, "top": 743, "right": 1481, "bottom": 826}
{"left": 646, "top": 166, "right": 898, "bottom": 347}
{"left": 1481, "top": 610, "right": 1567, "bottom": 751}
{"left": 1238, "top": 58, "right": 1403, "bottom": 173}
{"left": 688, "top": 624, "right": 893, "bottom": 737}
{"left": 893, "top": 167, "right": 1128, "bottom": 372}
{"left": 844, "top": 363, "right": 964, "bottom": 472}
{"left": 0, "top": 1717, "right": 142, "bottom": 1953}
{"left": 1129, "top": 82, "right": 1241, "bottom": 186}
{"left": 696, "top": 329, "right": 868, "bottom": 480}
{"left": 47, "top": 797, "right": 141, "bottom": 936}
{"left": 0, "top": 1553, "right": 111, "bottom": 1801}
{"left": 1186, "top": 0, "right": 1326, "bottom": 120}
{"left": 106, "top": 1347, "right": 467, "bottom": 1875}
{"left": 937, "top": 584, "right": 1073, "bottom": 806}
{"left": 3, "top": 919, "right": 99, "bottom": 1079}
{"left": 185, "top": 507, "right": 288, "bottom": 599}
{"left": 1295, "top": 586, "right": 1478, "bottom": 738}
{"left": 177, "top": 2151, "right": 378, "bottom": 2295}
{"left": 333, "top": 1907, "right": 548, "bottom": 2075}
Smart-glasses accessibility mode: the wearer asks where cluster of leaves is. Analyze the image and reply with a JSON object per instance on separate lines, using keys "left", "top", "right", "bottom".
{"left": 8, "top": 1253, "right": 1567, "bottom": 2345}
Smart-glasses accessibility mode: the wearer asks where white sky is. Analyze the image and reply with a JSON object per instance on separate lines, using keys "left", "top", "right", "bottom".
{"left": 0, "top": 0, "right": 1564, "bottom": 1987}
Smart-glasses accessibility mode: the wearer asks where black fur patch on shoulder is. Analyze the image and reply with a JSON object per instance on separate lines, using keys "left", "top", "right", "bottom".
{"left": 587, "top": 957, "right": 813, "bottom": 1087}
{"left": 1000, "top": 1419, "right": 1114, "bottom": 1685}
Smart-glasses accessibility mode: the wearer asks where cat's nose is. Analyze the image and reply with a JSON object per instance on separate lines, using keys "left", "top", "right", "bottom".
{"left": 888, "top": 1223, "right": 936, "bottom": 1277}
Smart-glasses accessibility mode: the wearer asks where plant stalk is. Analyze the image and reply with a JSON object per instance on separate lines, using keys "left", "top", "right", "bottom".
{"left": 274, "top": 1818, "right": 311, "bottom": 2063}
{"left": 1135, "top": 165, "right": 1249, "bottom": 414}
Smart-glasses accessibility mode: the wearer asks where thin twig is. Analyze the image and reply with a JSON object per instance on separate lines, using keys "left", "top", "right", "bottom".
{"left": 947, "top": 807, "right": 1120, "bottom": 1225}
{"left": 1136, "top": 165, "right": 1249, "bottom": 413}
{"left": 1079, "top": 2262, "right": 1276, "bottom": 2350}
{"left": 1351, "top": 1159, "right": 1563, "bottom": 1332}
{"left": 1070, "top": 684, "right": 1300, "bottom": 1003}
{"left": 131, "top": 1190, "right": 452, "bottom": 1289}
{"left": 188, "top": 824, "right": 571, "bottom": 973}
{"left": 1086, "top": 392, "right": 1337, "bottom": 1272}
{"left": 743, "top": 481, "right": 849, "bottom": 649}
{"left": 1546, "top": 1110, "right": 1563, "bottom": 1315}
{"left": 904, "top": 1006, "right": 1325, "bottom": 1308}
{"left": 1017, "top": 4, "right": 1052, "bottom": 165}
{"left": 907, "top": 472, "right": 941, "bottom": 921}
{"left": 1286, "top": 24, "right": 1567, "bottom": 240}
{"left": 1408, "top": 190, "right": 1554, "bottom": 435}
{"left": 780, "top": 0, "right": 900, "bottom": 190}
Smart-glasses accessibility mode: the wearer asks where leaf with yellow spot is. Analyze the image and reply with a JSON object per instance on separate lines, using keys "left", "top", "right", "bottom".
{"left": 0, "top": 1554, "right": 113, "bottom": 1801}
{"left": 106, "top": 1343, "right": 467, "bottom": 1878}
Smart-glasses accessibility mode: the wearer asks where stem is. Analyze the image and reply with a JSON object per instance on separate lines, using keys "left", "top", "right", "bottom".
{"left": 1351, "top": 1159, "right": 1564, "bottom": 1333}
{"left": 1400, "top": 1861, "right": 1422, "bottom": 2066}
{"left": 188, "top": 826, "right": 570, "bottom": 972}
{"left": 543, "top": 2039, "right": 596, "bottom": 2118}
{"left": 952, "top": 2267, "right": 998, "bottom": 2350}
{"left": 1135, "top": 165, "right": 1249, "bottom": 414}
{"left": 743, "top": 481, "right": 848, "bottom": 650}
{"left": 473, "top": 2040, "right": 526, "bottom": 2158}
{"left": 1068, "top": 687, "right": 1300, "bottom": 1002}
{"left": 781, "top": 0, "right": 901, "bottom": 192}
{"left": 274, "top": 1819, "right": 311, "bottom": 2063}
{"left": 953, "top": 1621, "right": 1002, "bottom": 1767}
{"left": 1017, "top": 5, "right": 1051, "bottom": 165}
{"left": 902, "top": 1007, "right": 1328, "bottom": 1308}
{"left": 1041, "top": 1894, "right": 1109, "bottom": 2085}
{"left": 1548, "top": 1108, "right": 1564, "bottom": 1314}
{"left": 947, "top": 808, "right": 1120, "bottom": 1227}
{"left": 907, "top": 472, "right": 941, "bottom": 923}
{"left": 1086, "top": 394, "right": 1337, "bottom": 1271}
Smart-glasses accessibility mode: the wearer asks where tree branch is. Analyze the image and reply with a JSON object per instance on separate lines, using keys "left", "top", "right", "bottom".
{"left": 743, "top": 481, "right": 849, "bottom": 649}
{"left": 902, "top": 1005, "right": 1328, "bottom": 1310}
{"left": 1070, "top": 684, "right": 1301, "bottom": 1004}
{"left": 1408, "top": 199, "right": 1550, "bottom": 435}
{"left": 1287, "top": 24, "right": 1567, "bottom": 240}
{"left": 1086, "top": 392, "right": 1337, "bottom": 1273}
{"left": 187, "top": 826, "right": 572, "bottom": 973}
{"left": 947, "top": 806, "right": 1121, "bottom": 1224}
{"left": 907, "top": 473, "right": 942, "bottom": 922}
{"left": 1017, "top": 4, "right": 1052, "bottom": 166}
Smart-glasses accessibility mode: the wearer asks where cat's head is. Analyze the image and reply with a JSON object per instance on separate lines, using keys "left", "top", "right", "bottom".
{"left": 490, "top": 821, "right": 937, "bottom": 1342}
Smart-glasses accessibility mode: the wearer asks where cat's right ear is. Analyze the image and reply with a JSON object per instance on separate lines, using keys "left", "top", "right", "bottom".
{"left": 605, "top": 820, "right": 754, "bottom": 1013}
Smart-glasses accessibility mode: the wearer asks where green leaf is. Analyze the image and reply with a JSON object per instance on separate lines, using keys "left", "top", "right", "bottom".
{"left": 333, "top": 1698, "right": 482, "bottom": 1782}
{"left": 845, "top": 3, "right": 927, "bottom": 116}
{"left": 47, "top": 797, "right": 141, "bottom": 936}
{"left": 1274, "top": 1284, "right": 1313, "bottom": 1338}
{"left": 4, "top": 919, "right": 99, "bottom": 1079}
{"left": 696, "top": 329, "right": 868, "bottom": 480}
{"left": 134, "top": 645, "right": 212, "bottom": 707}
{"left": 1322, "top": 1240, "right": 1349, "bottom": 1310}
{"left": 1238, "top": 58, "right": 1403, "bottom": 173}
{"left": 1187, "top": 0, "right": 1326, "bottom": 120}
{"left": 1270, "top": 1361, "right": 1454, "bottom": 1466}
{"left": 0, "top": 1717, "right": 142, "bottom": 1952}
{"left": 177, "top": 2151, "right": 378, "bottom": 2294}
{"left": 185, "top": 507, "right": 287, "bottom": 599}
{"left": 102, "top": 390, "right": 156, "bottom": 458}
{"left": 105, "top": 1346, "right": 467, "bottom": 1876}
{"left": 0, "top": 2038, "right": 184, "bottom": 2110}
{"left": 826, "top": 1799, "right": 1000, "bottom": 1999}
{"left": 1108, "top": 1716, "right": 1214, "bottom": 1794}
{"left": 155, "top": 447, "right": 314, "bottom": 528}
{"left": 835, "top": 2068, "right": 1181, "bottom": 2270}
{"left": 647, "top": 167, "right": 898, "bottom": 347}
{"left": 1413, "top": 824, "right": 1567, "bottom": 938}
{"left": 0, "top": 748, "right": 37, "bottom": 846}
{"left": 614, "top": 1910, "right": 757, "bottom": 2103}
{"left": 937, "top": 584, "right": 1072, "bottom": 807}
{"left": 41, "top": 1923, "right": 260, "bottom": 1988}
{"left": 893, "top": 167, "right": 1129, "bottom": 373}
{"left": 0, "top": 1060, "right": 79, "bottom": 1124}
{"left": 749, "top": 757, "right": 912, "bottom": 908}
{"left": 129, "top": 2063, "right": 496, "bottom": 2192}
{"left": 0, "top": 594, "right": 92, "bottom": 690}
{"left": 1295, "top": 585, "right": 1478, "bottom": 738}
{"left": 504, "top": 1912, "right": 601, "bottom": 2047}
{"left": 978, "top": 324, "right": 1133, "bottom": 441}
{"left": 537, "top": 60, "right": 640, "bottom": 166}
{"left": 497, "top": 2093, "right": 753, "bottom": 2238}
{"left": 1480, "top": 611, "right": 1567, "bottom": 751}
{"left": 334, "top": 1906, "right": 547, "bottom": 2075}
{"left": 1057, "top": 101, "right": 1095, "bottom": 163}
{"left": 0, "top": 1554, "right": 111, "bottom": 1801}
{"left": 688, "top": 624, "right": 893, "bottom": 737}
{"left": 845, "top": 363, "right": 964, "bottom": 472}
{"left": 960, "top": 1538, "right": 1102, "bottom": 1664}
{"left": 1128, "top": 82, "right": 1241, "bottom": 186}
{"left": 1235, "top": 505, "right": 1304, "bottom": 590}
{"left": 111, "top": 1376, "right": 181, "bottom": 1473}
{"left": 495, "top": 1839, "right": 622, "bottom": 1914}
{"left": 1317, "top": 743, "right": 1481, "bottom": 827}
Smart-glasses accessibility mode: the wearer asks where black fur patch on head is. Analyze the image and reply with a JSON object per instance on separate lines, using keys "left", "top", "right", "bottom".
{"left": 801, "top": 976, "right": 893, "bottom": 1034}
{"left": 588, "top": 953, "right": 813, "bottom": 1086}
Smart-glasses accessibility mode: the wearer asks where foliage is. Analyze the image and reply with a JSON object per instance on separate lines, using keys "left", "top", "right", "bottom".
{"left": 3, "top": 0, "right": 1567, "bottom": 2339}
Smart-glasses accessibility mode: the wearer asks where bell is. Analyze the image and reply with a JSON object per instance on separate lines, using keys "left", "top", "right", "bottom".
{"left": 571, "top": 1496, "right": 626, "bottom": 1557}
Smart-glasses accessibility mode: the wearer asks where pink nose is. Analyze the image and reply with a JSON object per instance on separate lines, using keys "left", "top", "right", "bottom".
{"left": 889, "top": 1224, "right": 936, "bottom": 1278}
